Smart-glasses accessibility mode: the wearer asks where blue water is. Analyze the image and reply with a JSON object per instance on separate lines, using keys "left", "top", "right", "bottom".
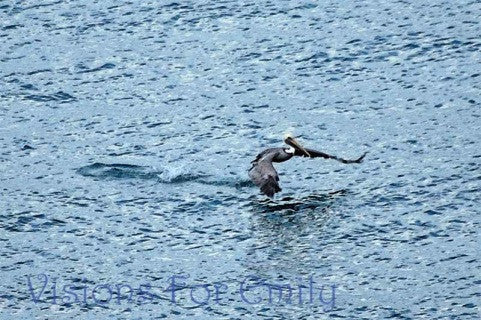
{"left": 1, "top": 1, "right": 480, "bottom": 319}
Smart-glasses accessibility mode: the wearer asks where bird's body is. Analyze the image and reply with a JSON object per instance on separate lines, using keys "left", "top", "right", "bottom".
{"left": 248, "top": 147, "right": 295, "bottom": 197}
{"left": 249, "top": 136, "right": 366, "bottom": 198}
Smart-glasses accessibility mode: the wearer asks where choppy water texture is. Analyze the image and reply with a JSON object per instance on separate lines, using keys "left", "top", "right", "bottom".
{"left": 1, "top": 0, "right": 480, "bottom": 319}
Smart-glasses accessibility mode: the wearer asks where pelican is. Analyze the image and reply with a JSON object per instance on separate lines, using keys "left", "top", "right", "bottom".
{"left": 248, "top": 135, "right": 367, "bottom": 197}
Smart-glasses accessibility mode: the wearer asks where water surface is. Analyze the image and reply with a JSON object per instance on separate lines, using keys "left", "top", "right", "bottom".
{"left": 1, "top": 0, "right": 480, "bottom": 319}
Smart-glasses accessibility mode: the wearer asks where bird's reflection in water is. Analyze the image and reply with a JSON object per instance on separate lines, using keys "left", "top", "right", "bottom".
{"left": 242, "top": 190, "right": 348, "bottom": 277}
{"left": 253, "top": 189, "right": 347, "bottom": 215}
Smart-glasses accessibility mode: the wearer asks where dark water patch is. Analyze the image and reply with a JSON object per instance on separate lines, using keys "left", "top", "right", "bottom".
{"left": 195, "top": 177, "right": 254, "bottom": 189}
{"left": 2, "top": 212, "right": 65, "bottom": 233}
{"left": 23, "top": 91, "right": 76, "bottom": 103}
{"left": 77, "top": 63, "right": 116, "bottom": 74}
{"left": 233, "top": 179, "right": 255, "bottom": 188}
{"left": 22, "top": 1, "right": 63, "bottom": 11}
{"left": 116, "top": 197, "right": 150, "bottom": 205}
{"left": 21, "top": 145, "right": 34, "bottom": 150}
{"left": 26, "top": 69, "right": 52, "bottom": 76}
{"left": 1, "top": 24, "right": 23, "bottom": 31}
{"left": 19, "top": 83, "right": 37, "bottom": 90}
{"left": 146, "top": 121, "right": 172, "bottom": 128}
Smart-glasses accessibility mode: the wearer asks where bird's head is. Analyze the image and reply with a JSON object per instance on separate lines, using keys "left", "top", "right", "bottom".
{"left": 284, "top": 135, "right": 310, "bottom": 157}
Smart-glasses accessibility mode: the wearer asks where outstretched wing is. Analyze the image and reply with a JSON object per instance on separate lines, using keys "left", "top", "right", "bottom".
{"left": 248, "top": 159, "right": 282, "bottom": 198}
{"left": 295, "top": 148, "right": 367, "bottom": 164}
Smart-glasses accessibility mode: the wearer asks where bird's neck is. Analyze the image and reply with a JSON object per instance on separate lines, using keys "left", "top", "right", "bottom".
{"left": 273, "top": 151, "right": 294, "bottom": 163}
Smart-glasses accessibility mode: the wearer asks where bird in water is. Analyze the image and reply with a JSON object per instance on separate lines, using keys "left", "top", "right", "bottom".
{"left": 248, "top": 135, "right": 367, "bottom": 198}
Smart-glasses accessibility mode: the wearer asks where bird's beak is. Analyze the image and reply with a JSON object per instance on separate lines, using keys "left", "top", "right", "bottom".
{"left": 284, "top": 136, "right": 311, "bottom": 157}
